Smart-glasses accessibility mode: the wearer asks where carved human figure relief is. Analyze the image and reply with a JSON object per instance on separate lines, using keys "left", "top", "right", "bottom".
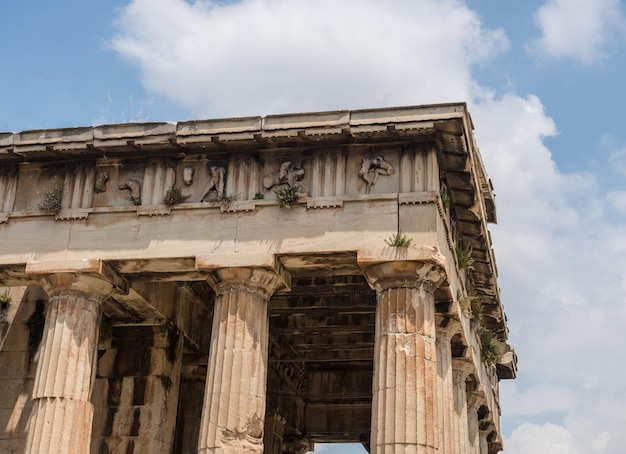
{"left": 118, "top": 179, "right": 142, "bottom": 204}
{"left": 94, "top": 172, "right": 109, "bottom": 193}
{"left": 183, "top": 166, "right": 194, "bottom": 185}
{"left": 358, "top": 156, "right": 395, "bottom": 194}
{"left": 263, "top": 161, "right": 306, "bottom": 192}
{"left": 200, "top": 166, "right": 226, "bottom": 202}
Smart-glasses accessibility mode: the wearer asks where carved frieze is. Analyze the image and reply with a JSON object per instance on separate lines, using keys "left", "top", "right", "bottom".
{"left": 118, "top": 179, "right": 142, "bottom": 205}
{"left": 183, "top": 166, "right": 194, "bottom": 185}
{"left": 4, "top": 144, "right": 435, "bottom": 214}
{"left": 358, "top": 156, "right": 395, "bottom": 194}
{"left": 200, "top": 165, "right": 226, "bottom": 202}
{"left": 264, "top": 161, "right": 306, "bottom": 193}
{"left": 94, "top": 172, "right": 109, "bottom": 193}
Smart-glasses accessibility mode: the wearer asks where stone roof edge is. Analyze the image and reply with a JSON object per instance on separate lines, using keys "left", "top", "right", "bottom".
{"left": 0, "top": 103, "right": 469, "bottom": 149}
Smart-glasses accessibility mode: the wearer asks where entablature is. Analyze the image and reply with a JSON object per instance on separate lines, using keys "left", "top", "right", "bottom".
{"left": 0, "top": 103, "right": 513, "bottom": 375}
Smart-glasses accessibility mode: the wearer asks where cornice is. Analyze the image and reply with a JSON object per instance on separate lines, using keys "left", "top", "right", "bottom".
{"left": 0, "top": 104, "right": 469, "bottom": 163}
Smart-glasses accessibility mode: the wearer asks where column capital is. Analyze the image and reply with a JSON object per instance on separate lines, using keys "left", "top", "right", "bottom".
{"left": 452, "top": 357, "right": 476, "bottom": 381}
{"left": 467, "top": 390, "right": 487, "bottom": 412}
{"left": 362, "top": 260, "right": 445, "bottom": 291}
{"left": 436, "top": 316, "right": 462, "bottom": 340}
{"left": 25, "top": 259, "right": 128, "bottom": 302}
{"left": 206, "top": 267, "right": 289, "bottom": 299}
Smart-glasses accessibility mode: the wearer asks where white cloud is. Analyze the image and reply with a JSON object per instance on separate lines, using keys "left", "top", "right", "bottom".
{"left": 110, "top": 1, "right": 626, "bottom": 452}
{"left": 110, "top": 0, "right": 508, "bottom": 118}
{"left": 603, "top": 134, "right": 626, "bottom": 177}
{"left": 500, "top": 383, "right": 577, "bottom": 416}
{"left": 474, "top": 95, "right": 626, "bottom": 453}
{"left": 505, "top": 423, "right": 580, "bottom": 454}
{"left": 529, "top": 0, "right": 625, "bottom": 65}
{"left": 607, "top": 190, "right": 626, "bottom": 214}
{"left": 505, "top": 420, "right": 613, "bottom": 454}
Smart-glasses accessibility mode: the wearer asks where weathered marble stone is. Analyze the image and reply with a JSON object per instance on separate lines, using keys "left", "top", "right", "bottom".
{"left": 365, "top": 261, "right": 444, "bottom": 454}
{"left": 197, "top": 268, "right": 287, "bottom": 454}
{"left": 24, "top": 274, "right": 114, "bottom": 454}
{"left": 0, "top": 105, "right": 515, "bottom": 454}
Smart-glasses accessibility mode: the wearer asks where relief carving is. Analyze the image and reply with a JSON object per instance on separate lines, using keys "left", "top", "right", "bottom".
{"left": 263, "top": 161, "right": 305, "bottom": 192}
{"left": 359, "top": 156, "right": 395, "bottom": 193}
{"left": 200, "top": 166, "right": 226, "bottom": 202}
{"left": 183, "top": 166, "right": 194, "bottom": 185}
{"left": 118, "top": 179, "right": 142, "bottom": 204}
{"left": 94, "top": 172, "right": 109, "bottom": 193}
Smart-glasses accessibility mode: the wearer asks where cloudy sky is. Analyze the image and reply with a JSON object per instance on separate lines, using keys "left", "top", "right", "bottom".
{"left": 2, "top": 0, "right": 626, "bottom": 452}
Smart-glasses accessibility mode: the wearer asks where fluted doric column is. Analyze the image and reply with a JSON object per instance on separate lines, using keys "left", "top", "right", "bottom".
{"left": 436, "top": 326, "right": 456, "bottom": 453}
{"left": 451, "top": 359, "right": 474, "bottom": 454}
{"left": 198, "top": 267, "right": 287, "bottom": 454}
{"left": 25, "top": 272, "right": 117, "bottom": 454}
{"left": 364, "top": 261, "right": 444, "bottom": 454}
{"left": 479, "top": 432, "right": 489, "bottom": 454}
{"left": 467, "top": 392, "right": 483, "bottom": 454}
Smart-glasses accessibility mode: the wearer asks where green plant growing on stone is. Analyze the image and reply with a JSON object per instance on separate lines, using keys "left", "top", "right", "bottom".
{"left": 0, "top": 290, "right": 11, "bottom": 315}
{"left": 221, "top": 193, "right": 236, "bottom": 210}
{"left": 274, "top": 186, "right": 299, "bottom": 208}
{"left": 458, "top": 291, "right": 478, "bottom": 318}
{"left": 163, "top": 186, "right": 189, "bottom": 206}
{"left": 462, "top": 291, "right": 501, "bottom": 365}
{"left": 440, "top": 188, "right": 450, "bottom": 210}
{"left": 455, "top": 242, "right": 474, "bottom": 270}
{"left": 385, "top": 232, "right": 412, "bottom": 248}
{"left": 478, "top": 326, "right": 501, "bottom": 365}
{"left": 253, "top": 192, "right": 265, "bottom": 200}
{"left": 38, "top": 182, "right": 64, "bottom": 214}
{"left": 470, "top": 296, "right": 484, "bottom": 321}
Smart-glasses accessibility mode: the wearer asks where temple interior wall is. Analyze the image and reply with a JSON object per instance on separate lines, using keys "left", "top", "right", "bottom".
{"left": 91, "top": 322, "right": 183, "bottom": 453}
{"left": 0, "top": 287, "right": 46, "bottom": 454}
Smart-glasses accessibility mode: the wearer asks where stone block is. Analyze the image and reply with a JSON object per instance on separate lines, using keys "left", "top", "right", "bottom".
{"left": 0, "top": 323, "right": 30, "bottom": 351}
{"left": 4, "top": 299, "right": 37, "bottom": 325}
{"left": 96, "top": 348, "right": 117, "bottom": 378}
{"left": 0, "top": 400, "right": 31, "bottom": 438}
{"left": 113, "top": 347, "right": 151, "bottom": 377}
{"left": 0, "top": 381, "right": 29, "bottom": 408}
{"left": 148, "top": 347, "right": 176, "bottom": 376}
{"left": 92, "top": 378, "right": 109, "bottom": 407}
{"left": 0, "top": 439, "right": 25, "bottom": 454}
{"left": 0, "top": 352, "right": 29, "bottom": 378}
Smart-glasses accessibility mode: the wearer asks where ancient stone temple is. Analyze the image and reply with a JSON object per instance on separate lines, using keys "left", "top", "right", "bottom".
{"left": 0, "top": 104, "right": 516, "bottom": 454}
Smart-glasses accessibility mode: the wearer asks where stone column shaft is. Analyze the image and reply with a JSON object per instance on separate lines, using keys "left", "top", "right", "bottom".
{"left": 25, "top": 273, "right": 114, "bottom": 454}
{"left": 198, "top": 268, "right": 285, "bottom": 454}
{"left": 467, "top": 409, "right": 480, "bottom": 454}
{"left": 479, "top": 432, "right": 489, "bottom": 454}
{"left": 366, "top": 262, "right": 444, "bottom": 454}
{"left": 436, "top": 332, "right": 455, "bottom": 454}
{"left": 451, "top": 366, "right": 471, "bottom": 454}
{"left": 467, "top": 395, "right": 482, "bottom": 454}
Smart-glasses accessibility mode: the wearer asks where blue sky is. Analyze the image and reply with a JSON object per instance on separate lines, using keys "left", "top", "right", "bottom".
{"left": 3, "top": 1, "right": 626, "bottom": 453}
